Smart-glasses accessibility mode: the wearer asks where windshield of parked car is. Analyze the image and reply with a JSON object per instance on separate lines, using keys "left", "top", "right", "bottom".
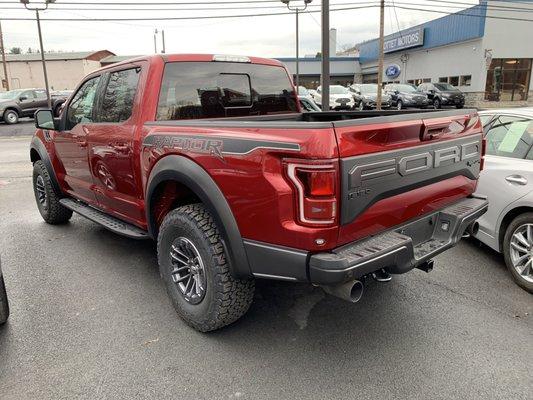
{"left": 157, "top": 62, "right": 298, "bottom": 120}
{"left": 359, "top": 84, "right": 379, "bottom": 94}
{"left": 330, "top": 86, "right": 349, "bottom": 95}
{"left": 434, "top": 83, "right": 458, "bottom": 91}
{"left": 0, "top": 90, "right": 24, "bottom": 100}
{"left": 395, "top": 84, "right": 417, "bottom": 93}
{"left": 298, "top": 86, "right": 309, "bottom": 96}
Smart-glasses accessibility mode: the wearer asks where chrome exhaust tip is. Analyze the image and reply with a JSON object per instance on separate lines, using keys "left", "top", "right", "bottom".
{"left": 321, "top": 280, "right": 364, "bottom": 303}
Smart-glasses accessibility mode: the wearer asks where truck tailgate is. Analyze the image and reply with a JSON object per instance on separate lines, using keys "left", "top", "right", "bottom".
{"left": 333, "top": 110, "right": 483, "bottom": 246}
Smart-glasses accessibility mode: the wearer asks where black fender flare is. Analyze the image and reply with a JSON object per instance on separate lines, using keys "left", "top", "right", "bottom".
{"left": 30, "top": 136, "right": 62, "bottom": 196}
{"left": 145, "top": 155, "right": 252, "bottom": 278}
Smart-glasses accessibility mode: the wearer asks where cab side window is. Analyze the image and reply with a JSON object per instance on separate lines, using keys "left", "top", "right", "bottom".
{"left": 485, "top": 116, "right": 533, "bottom": 159}
{"left": 66, "top": 76, "right": 101, "bottom": 130}
{"left": 19, "top": 90, "right": 34, "bottom": 102}
{"left": 34, "top": 90, "right": 47, "bottom": 100}
{"left": 99, "top": 68, "right": 140, "bottom": 123}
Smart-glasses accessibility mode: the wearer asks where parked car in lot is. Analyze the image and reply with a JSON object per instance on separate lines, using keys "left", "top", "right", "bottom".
{"left": 349, "top": 83, "right": 391, "bottom": 110}
{"left": 307, "top": 88, "right": 318, "bottom": 100}
{"left": 299, "top": 95, "right": 321, "bottom": 112}
{"left": 297, "top": 86, "right": 316, "bottom": 103}
{"left": 0, "top": 257, "right": 9, "bottom": 325}
{"left": 417, "top": 82, "right": 465, "bottom": 109}
{"left": 0, "top": 88, "right": 68, "bottom": 124}
{"left": 314, "top": 85, "right": 355, "bottom": 110}
{"left": 473, "top": 108, "right": 533, "bottom": 293}
{"left": 30, "top": 53, "right": 487, "bottom": 331}
{"left": 384, "top": 83, "right": 430, "bottom": 110}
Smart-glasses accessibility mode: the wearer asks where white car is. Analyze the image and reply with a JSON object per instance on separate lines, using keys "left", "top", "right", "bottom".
{"left": 314, "top": 85, "right": 355, "bottom": 110}
{"left": 473, "top": 108, "right": 533, "bottom": 293}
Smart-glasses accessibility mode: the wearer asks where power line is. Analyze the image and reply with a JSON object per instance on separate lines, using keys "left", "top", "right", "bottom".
{"left": 1, "top": 2, "right": 532, "bottom": 22}
{"left": 1, "top": 0, "right": 532, "bottom": 13}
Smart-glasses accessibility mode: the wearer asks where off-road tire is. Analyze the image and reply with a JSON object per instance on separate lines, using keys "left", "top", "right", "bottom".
{"left": 503, "top": 213, "right": 533, "bottom": 293}
{"left": 32, "top": 160, "right": 73, "bottom": 224}
{"left": 157, "top": 204, "right": 255, "bottom": 332}
{"left": 433, "top": 98, "right": 441, "bottom": 109}
{"left": 0, "top": 275, "right": 9, "bottom": 325}
{"left": 3, "top": 109, "right": 18, "bottom": 125}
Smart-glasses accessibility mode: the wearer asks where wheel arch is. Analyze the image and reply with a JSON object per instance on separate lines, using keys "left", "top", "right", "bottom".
{"left": 498, "top": 206, "right": 533, "bottom": 252}
{"left": 30, "top": 136, "right": 62, "bottom": 196}
{"left": 146, "top": 154, "right": 252, "bottom": 278}
{"left": 3, "top": 106, "right": 20, "bottom": 117}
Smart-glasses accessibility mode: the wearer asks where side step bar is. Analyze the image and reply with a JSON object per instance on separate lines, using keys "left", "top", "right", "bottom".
{"left": 59, "top": 198, "right": 150, "bottom": 240}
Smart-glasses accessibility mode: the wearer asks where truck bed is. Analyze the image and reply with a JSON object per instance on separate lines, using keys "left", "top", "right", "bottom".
{"left": 146, "top": 109, "right": 477, "bottom": 128}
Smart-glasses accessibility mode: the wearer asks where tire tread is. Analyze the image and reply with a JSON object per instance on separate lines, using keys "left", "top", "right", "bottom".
{"left": 157, "top": 204, "right": 254, "bottom": 332}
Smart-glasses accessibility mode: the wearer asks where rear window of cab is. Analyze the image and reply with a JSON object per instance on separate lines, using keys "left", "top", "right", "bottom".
{"left": 156, "top": 62, "right": 298, "bottom": 120}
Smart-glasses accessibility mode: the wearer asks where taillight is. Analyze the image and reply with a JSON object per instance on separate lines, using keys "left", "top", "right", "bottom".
{"left": 286, "top": 161, "right": 337, "bottom": 225}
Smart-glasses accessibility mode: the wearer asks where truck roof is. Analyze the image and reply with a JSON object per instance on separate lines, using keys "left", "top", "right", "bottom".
{"left": 94, "top": 53, "right": 285, "bottom": 74}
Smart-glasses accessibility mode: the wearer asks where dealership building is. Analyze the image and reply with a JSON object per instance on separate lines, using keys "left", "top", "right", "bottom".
{"left": 355, "top": 0, "right": 533, "bottom": 107}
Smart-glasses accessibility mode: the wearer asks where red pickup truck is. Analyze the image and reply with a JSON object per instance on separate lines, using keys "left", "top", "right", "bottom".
{"left": 30, "top": 54, "right": 488, "bottom": 331}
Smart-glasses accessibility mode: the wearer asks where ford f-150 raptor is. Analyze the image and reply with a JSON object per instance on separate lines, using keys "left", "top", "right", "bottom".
{"left": 30, "top": 54, "right": 488, "bottom": 331}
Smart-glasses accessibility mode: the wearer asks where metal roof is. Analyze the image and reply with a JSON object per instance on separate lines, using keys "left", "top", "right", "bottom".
{"left": 358, "top": 3, "right": 487, "bottom": 63}
{"left": 5, "top": 50, "right": 115, "bottom": 62}
{"left": 100, "top": 55, "right": 142, "bottom": 64}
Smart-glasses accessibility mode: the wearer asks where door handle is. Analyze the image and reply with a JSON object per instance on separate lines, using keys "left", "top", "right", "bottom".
{"left": 505, "top": 175, "right": 528, "bottom": 185}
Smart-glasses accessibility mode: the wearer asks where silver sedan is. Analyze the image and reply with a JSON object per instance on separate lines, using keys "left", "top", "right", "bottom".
{"left": 473, "top": 108, "right": 533, "bottom": 293}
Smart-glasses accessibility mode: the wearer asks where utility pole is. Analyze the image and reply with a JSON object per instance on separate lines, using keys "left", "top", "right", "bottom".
{"left": 321, "top": 0, "right": 330, "bottom": 111}
{"left": 20, "top": 0, "right": 54, "bottom": 108}
{"left": 154, "top": 29, "right": 158, "bottom": 53}
{"left": 161, "top": 29, "right": 166, "bottom": 54}
{"left": 376, "top": 0, "right": 385, "bottom": 110}
{"left": 0, "top": 21, "right": 9, "bottom": 91}
{"left": 281, "top": 1, "right": 312, "bottom": 91}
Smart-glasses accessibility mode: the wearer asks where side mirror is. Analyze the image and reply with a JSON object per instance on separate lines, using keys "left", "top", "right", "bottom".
{"left": 34, "top": 109, "right": 59, "bottom": 130}
{"left": 19, "top": 96, "right": 28, "bottom": 101}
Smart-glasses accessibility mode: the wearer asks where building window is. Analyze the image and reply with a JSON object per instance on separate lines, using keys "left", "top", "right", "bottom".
{"left": 485, "top": 58, "right": 532, "bottom": 101}
{"left": 449, "top": 76, "right": 459, "bottom": 86}
{"left": 407, "top": 79, "right": 415, "bottom": 84}
{"left": 438, "top": 77, "right": 448, "bottom": 83}
{"left": 460, "top": 75, "right": 472, "bottom": 86}
{"left": 422, "top": 78, "right": 431, "bottom": 83}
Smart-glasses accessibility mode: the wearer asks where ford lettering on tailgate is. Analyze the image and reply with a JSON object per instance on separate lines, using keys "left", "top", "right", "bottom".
{"left": 340, "top": 135, "right": 482, "bottom": 224}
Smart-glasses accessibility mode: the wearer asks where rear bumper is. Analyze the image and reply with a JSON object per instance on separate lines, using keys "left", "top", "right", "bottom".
{"left": 244, "top": 196, "right": 488, "bottom": 285}
{"left": 309, "top": 196, "right": 488, "bottom": 285}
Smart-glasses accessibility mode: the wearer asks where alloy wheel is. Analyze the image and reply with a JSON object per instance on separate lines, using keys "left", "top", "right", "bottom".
{"left": 6, "top": 112, "right": 17, "bottom": 124}
{"left": 509, "top": 223, "right": 533, "bottom": 283}
{"left": 35, "top": 175, "right": 48, "bottom": 208}
{"left": 170, "top": 237, "right": 207, "bottom": 304}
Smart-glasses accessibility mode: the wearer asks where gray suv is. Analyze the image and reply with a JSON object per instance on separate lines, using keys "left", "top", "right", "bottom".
{"left": 0, "top": 89, "right": 67, "bottom": 124}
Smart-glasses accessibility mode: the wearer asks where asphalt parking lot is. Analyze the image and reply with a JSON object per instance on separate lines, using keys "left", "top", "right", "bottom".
{"left": 0, "top": 128, "right": 531, "bottom": 399}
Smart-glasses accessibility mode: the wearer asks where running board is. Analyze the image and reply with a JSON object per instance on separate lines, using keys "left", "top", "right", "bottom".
{"left": 59, "top": 198, "right": 149, "bottom": 240}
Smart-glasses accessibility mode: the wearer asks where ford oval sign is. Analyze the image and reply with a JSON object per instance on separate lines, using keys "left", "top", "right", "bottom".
{"left": 385, "top": 64, "right": 401, "bottom": 79}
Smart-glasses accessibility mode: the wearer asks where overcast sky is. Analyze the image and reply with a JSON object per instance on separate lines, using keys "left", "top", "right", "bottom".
{"left": 1, "top": 0, "right": 482, "bottom": 57}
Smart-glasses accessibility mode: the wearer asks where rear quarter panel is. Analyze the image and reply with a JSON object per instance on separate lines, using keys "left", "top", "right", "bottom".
{"left": 141, "top": 124, "right": 341, "bottom": 251}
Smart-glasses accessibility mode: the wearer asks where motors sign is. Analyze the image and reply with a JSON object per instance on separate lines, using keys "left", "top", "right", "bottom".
{"left": 383, "top": 27, "right": 424, "bottom": 53}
